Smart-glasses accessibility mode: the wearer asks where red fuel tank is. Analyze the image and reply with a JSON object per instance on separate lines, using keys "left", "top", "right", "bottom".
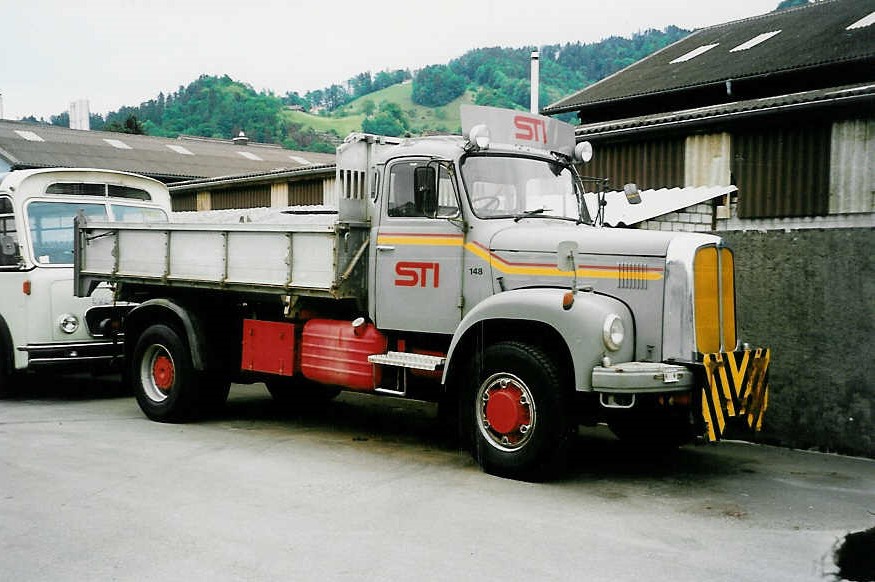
{"left": 300, "top": 319, "right": 387, "bottom": 390}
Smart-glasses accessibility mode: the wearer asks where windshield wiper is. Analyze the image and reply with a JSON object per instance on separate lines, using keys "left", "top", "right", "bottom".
{"left": 513, "top": 208, "right": 550, "bottom": 222}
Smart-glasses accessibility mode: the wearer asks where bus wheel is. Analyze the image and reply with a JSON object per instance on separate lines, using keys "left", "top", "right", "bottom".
{"left": 132, "top": 324, "right": 200, "bottom": 422}
{"left": 0, "top": 342, "right": 17, "bottom": 398}
{"left": 468, "top": 341, "right": 573, "bottom": 480}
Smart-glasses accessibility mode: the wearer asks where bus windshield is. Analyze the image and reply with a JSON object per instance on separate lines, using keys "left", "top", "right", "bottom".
{"left": 26, "top": 201, "right": 167, "bottom": 265}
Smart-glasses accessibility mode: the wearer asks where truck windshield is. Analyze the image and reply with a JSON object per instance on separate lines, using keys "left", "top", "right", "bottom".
{"left": 461, "top": 155, "right": 590, "bottom": 223}
{"left": 26, "top": 201, "right": 168, "bottom": 265}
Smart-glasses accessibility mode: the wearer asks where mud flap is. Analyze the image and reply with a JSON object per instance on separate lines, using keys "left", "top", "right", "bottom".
{"left": 701, "top": 348, "right": 770, "bottom": 442}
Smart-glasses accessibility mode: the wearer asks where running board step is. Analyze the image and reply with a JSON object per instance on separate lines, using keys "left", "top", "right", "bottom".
{"left": 368, "top": 351, "right": 445, "bottom": 371}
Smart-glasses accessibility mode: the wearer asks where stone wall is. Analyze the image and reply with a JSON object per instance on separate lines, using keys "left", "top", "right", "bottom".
{"left": 720, "top": 228, "right": 875, "bottom": 457}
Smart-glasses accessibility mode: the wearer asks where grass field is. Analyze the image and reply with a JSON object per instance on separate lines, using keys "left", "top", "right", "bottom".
{"left": 280, "top": 82, "right": 478, "bottom": 138}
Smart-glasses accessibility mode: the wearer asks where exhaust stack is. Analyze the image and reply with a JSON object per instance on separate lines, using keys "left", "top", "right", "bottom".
{"left": 530, "top": 50, "right": 539, "bottom": 114}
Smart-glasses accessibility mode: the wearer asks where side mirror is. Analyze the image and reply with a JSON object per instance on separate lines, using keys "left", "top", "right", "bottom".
{"left": 624, "top": 183, "right": 641, "bottom": 205}
{"left": 557, "top": 240, "right": 579, "bottom": 296}
{"left": 556, "top": 240, "right": 579, "bottom": 272}
{"left": 414, "top": 165, "right": 438, "bottom": 218}
{"left": 0, "top": 235, "right": 20, "bottom": 267}
{"left": 0, "top": 235, "right": 15, "bottom": 256}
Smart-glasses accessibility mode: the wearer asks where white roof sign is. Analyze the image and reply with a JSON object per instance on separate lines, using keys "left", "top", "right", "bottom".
{"left": 460, "top": 105, "right": 575, "bottom": 157}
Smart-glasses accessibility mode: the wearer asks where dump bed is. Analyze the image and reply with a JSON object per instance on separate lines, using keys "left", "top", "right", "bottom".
{"left": 74, "top": 215, "right": 369, "bottom": 301}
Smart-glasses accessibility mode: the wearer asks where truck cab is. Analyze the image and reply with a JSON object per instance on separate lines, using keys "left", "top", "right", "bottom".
{"left": 0, "top": 168, "right": 171, "bottom": 392}
{"left": 347, "top": 106, "right": 769, "bottom": 472}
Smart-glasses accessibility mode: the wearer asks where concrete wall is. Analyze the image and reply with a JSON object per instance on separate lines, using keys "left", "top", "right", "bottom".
{"left": 721, "top": 228, "right": 875, "bottom": 457}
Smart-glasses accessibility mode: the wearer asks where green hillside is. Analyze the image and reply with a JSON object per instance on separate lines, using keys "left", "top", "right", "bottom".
{"left": 41, "top": 26, "right": 690, "bottom": 152}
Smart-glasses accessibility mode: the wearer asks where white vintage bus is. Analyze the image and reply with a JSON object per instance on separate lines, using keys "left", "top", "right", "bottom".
{"left": 0, "top": 168, "right": 171, "bottom": 391}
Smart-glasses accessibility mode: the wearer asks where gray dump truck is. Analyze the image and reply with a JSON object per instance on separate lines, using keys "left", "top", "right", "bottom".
{"left": 74, "top": 105, "right": 769, "bottom": 479}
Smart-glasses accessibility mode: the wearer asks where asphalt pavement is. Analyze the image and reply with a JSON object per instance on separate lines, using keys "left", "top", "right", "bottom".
{"left": 1, "top": 374, "right": 873, "bottom": 581}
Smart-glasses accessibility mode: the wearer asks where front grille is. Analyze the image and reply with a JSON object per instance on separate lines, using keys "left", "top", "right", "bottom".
{"left": 693, "top": 246, "right": 737, "bottom": 353}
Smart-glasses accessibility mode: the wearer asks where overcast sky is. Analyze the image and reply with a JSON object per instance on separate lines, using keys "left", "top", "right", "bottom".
{"left": 2, "top": 0, "right": 781, "bottom": 120}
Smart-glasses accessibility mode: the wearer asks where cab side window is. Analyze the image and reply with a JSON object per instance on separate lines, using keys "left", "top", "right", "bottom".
{"left": 387, "top": 161, "right": 422, "bottom": 217}
{"left": 0, "top": 197, "right": 21, "bottom": 268}
{"left": 386, "top": 161, "right": 459, "bottom": 218}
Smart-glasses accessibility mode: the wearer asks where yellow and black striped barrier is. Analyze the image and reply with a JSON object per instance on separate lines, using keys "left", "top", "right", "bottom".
{"left": 701, "top": 348, "right": 771, "bottom": 442}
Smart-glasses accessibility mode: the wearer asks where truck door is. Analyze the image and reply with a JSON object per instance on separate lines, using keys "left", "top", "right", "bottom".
{"left": 374, "top": 160, "right": 464, "bottom": 334}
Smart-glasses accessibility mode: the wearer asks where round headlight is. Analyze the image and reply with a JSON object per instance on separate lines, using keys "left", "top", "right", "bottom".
{"left": 602, "top": 314, "right": 624, "bottom": 351}
{"left": 58, "top": 314, "right": 80, "bottom": 334}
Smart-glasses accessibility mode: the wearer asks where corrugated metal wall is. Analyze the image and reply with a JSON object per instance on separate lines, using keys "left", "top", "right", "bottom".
{"left": 733, "top": 124, "right": 831, "bottom": 218}
{"left": 685, "top": 133, "right": 731, "bottom": 187}
{"left": 323, "top": 177, "right": 338, "bottom": 208}
{"left": 172, "top": 193, "right": 197, "bottom": 212}
{"left": 586, "top": 138, "right": 685, "bottom": 190}
{"left": 210, "top": 186, "right": 271, "bottom": 210}
{"left": 288, "top": 179, "right": 324, "bottom": 205}
{"left": 830, "top": 119, "right": 874, "bottom": 214}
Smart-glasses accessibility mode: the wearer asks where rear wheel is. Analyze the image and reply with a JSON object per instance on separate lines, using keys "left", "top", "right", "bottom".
{"left": 132, "top": 324, "right": 201, "bottom": 422}
{"left": 467, "top": 341, "right": 573, "bottom": 480}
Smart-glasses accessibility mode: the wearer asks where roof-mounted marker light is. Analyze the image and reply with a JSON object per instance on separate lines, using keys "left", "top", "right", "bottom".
{"left": 574, "top": 141, "right": 593, "bottom": 163}
{"left": 468, "top": 124, "right": 490, "bottom": 150}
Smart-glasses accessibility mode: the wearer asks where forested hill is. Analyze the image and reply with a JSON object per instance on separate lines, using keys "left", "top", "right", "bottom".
{"left": 39, "top": 26, "right": 689, "bottom": 152}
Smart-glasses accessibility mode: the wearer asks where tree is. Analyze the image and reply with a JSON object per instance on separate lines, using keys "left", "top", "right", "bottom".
{"left": 50, "top": 112, "right": 70, "bottom": 127}
{"left": 361, "top": 101, "right": 409, "bottom": 137}
{"left": 360, "top": 99, "right": 376, "bottom": 117}
{"left": 412, "top": 65, "right": 467, "bottom": 107}
{"left": 362, "top": 113, "right": 405, "bottom": 136}
{"left": 105, "top": 114, "right": 146, "bottom": 134}
{"left": 774, "top": 0, "right": 810, "bottom": 10}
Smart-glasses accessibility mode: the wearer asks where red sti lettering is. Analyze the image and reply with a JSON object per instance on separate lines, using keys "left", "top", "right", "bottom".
{"left": 395, "top": 261, "right": 440, "bottom": 288}
{"left": 513, "top": 115, "right": 548, "bottom": 144}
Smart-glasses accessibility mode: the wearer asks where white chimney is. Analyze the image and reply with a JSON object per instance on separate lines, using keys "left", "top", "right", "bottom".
{"left": 530, "top": 50, "right": 540, "bottom": 114}
{"left": 70, "top": 99, "right": 90, "bottom": 130}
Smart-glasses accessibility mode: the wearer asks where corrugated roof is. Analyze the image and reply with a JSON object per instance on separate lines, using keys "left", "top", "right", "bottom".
{"left": 575, "top": 82, "right": 875, "bottom": 139}
{"left": 169, "top": 164, "right": 337, "bottom": 193}
{"left": 0, "top": 120, "right": 335, "bottom": 181}
{"left": 545, "top": 0, "right": 875, "bottom": 116}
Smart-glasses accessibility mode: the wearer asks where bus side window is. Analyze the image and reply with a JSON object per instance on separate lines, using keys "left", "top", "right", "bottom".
{"left": 0, "top": 197, "right": 20, "bottom": 267}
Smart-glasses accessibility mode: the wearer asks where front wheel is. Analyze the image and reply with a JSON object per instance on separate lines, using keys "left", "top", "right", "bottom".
{"left": 132, "top": 324, "right": 201, "bottom": 422}
{"left": 467, "top": 341, "right": 574, "bottom": 480}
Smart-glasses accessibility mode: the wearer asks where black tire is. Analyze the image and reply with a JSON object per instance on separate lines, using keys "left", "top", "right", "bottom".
{"left": 265, "top": 376, "right": 340, "bottom": 410}
{"left": 131, "top": 323, "right": 201, "bottom": 422}
{"left": 0, "top": 344, "right": 15, "bottom": 398}
{"left": 199, "top": 373, "right": 231, "bottom": 416}
{"left": 466, "top": 341, "right": 574, "bottom": 480}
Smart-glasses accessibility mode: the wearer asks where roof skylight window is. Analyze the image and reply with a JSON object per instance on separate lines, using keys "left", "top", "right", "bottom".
{"left": 237, "top": 151, "right": 263, "bottom": 161}
{"left": 14, "top": 130, "right": 44, "bottom": 142}
{"left": 289, "top": 155, "right": 312, "bottom": 165}
{"left": 847, "top": 10, "right": 875, "bottom": 30}
{"left": 166, "top": 144, "right": 194, "bottom": 155}
{"left": 730, "top": 30, "right": 782, "bottom": 52}
{"left": 670, "top": 44, "right": 719, "bottom": 64}
{"left": 103, "top": 138, "right": 132, "bottom": 150}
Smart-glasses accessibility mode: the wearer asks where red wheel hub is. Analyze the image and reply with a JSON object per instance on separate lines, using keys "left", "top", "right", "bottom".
{"left": 485, "top": 384, "right": 530, "bottom": 435}
{"left": 152, "top": 354, "right": 174, "bottom": 392}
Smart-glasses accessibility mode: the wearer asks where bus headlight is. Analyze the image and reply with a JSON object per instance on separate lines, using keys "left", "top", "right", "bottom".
{"left": 58, "top": 314, "right": 80, "bottom": 334}
{"left": 603, "top": 314, "right": 624, "bottom": 351}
